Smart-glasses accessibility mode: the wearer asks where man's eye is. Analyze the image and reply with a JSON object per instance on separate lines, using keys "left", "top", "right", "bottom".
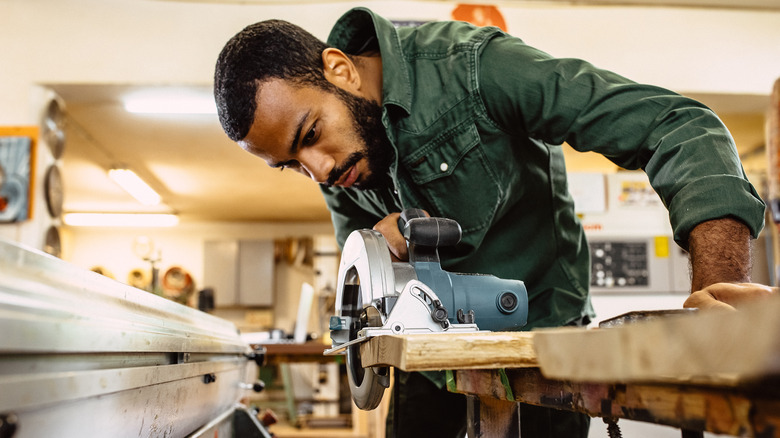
{"left": 302, "top": 123, "right": 317, "bottom": 145}
{"left": 278, "top": 160, "right": 299, "bottom": 171}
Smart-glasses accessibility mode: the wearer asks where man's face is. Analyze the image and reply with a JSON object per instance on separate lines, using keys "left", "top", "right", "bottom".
{"left": 239, "top": 78, "right": 394, "bottom": 190}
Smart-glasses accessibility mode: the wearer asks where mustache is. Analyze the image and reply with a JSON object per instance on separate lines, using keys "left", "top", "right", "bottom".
{"left": 325, "top": 152, "right": 364, "bottom": 187}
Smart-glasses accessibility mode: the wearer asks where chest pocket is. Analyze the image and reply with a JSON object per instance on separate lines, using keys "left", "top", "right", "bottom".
{"left": 401, "top": 124, "right": 502, "bottom": 233}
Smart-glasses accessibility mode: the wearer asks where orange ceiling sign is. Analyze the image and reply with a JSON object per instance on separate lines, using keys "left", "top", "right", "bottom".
{"left": 452, "top": 4, "right": 507, "bottom": 31}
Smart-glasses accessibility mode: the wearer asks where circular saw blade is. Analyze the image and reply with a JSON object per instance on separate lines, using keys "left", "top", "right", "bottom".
{"left": 346, "top": 306, "right": 389, "bottom": 410}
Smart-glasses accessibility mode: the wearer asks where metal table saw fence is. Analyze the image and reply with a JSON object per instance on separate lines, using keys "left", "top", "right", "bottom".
{"left": 0, "top": 238, "right": 269, "bottom": 438}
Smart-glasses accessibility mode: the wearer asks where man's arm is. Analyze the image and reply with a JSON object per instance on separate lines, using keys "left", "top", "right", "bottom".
{"left": 685, "top": 217, "right": 777, "bottom": 309}
{"left": 688, "top": 217, "right": 752, "bottom": 291}
{"left": 320, "top": 186, "right": 394, "bottom": 249}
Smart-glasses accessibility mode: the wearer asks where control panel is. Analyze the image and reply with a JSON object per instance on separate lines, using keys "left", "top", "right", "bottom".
{"left": 588, "top": 237, "right": 690, "bottom": 294}
{"left": 590, "top": 241, "right": 649, "bottom": 288}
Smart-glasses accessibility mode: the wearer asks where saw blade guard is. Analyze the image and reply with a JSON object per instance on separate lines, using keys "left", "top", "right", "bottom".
{"left": 332, "top": 229, "right": 395, "bottom": 330}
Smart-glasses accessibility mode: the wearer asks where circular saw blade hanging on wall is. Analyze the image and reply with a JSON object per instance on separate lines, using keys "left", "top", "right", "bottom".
{"left": 41, "top": 97, "right": 66, "bottom": 160}
{"left": 43, "top": 225, "right": 62, "bottom": 258}
{"left": 44, "top": 164, "right": 64, "bottom": 218}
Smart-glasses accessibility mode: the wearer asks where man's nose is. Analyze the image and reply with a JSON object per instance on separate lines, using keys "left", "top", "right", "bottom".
{"left": 297, "top": 150, "right": 331, "bottom": 184}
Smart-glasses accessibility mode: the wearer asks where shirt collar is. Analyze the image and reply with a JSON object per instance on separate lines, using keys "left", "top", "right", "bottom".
{"left": 327, "top": 7, "right": 412, "bottom": 115}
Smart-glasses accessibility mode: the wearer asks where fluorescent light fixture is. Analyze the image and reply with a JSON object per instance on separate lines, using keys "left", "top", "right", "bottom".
{"left": 63, "top": 213, "right": 179, "bottom": 227}
{"left": 108, "top": 168, "right": 161, "bottom": 205}
{"left": 124, "top": 90, "right": 217, "bottom": 114}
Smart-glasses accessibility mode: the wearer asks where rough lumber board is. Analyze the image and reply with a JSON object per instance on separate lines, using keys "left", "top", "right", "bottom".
{"left": 359, "top": 331, "right": 536, "bottom": 371}
{"left": 260, "top": 341, "right": 332, "bottom": 365}
{"left": 454, "top": 368, "right": 780, "bottom": 437}
{"left": 533, "top": 296, "right": 780, "bottom": 385}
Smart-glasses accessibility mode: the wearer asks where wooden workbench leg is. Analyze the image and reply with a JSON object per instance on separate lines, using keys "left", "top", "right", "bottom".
{"left": 466, "top": 395, "right": 520, "bottom": 437}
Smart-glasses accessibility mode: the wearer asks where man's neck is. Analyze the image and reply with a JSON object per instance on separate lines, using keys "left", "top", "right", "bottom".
{"left": 353, "top": 54, "right": 383, "bottom": 105}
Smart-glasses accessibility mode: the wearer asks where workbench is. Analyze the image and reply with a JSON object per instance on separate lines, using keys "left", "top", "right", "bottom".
{"left": 256, "top": 341, "right": 332, "bottom": 427}
{"left": 358, "top": 297, "right": 780, "bottom": 437}
{"left": 252, "top": 341, "right": 386, "bottom": 438}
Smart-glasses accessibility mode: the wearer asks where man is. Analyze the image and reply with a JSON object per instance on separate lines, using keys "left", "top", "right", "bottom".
{"left": 214, "top": 7, "right": 769, "bottom": 437}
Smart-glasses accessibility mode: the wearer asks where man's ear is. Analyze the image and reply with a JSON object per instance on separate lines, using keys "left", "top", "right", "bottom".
{"left": 322, "top": 48, "right": 360, "bottom": 92}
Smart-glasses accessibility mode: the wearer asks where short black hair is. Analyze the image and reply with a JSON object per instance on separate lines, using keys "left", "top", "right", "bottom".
{"left": 214, "top": 20, "right": 330, "bottom": 141}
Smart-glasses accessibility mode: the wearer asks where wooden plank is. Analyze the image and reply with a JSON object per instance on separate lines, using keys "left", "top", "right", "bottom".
{"left": 533, "top": 297, "right": 780, "bottom": 385}
{"left": 454, "top": 368, "right": 780, "bottom": 437}
{"left": 359, "top": 331, "right": 536, "bottom": 371}
{"left": 257, "top": 342, "right": 333, "bottom": 365}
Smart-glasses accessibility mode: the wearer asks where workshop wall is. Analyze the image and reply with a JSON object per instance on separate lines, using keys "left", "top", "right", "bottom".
{"left": 62, "top": 221, "right": 336, "bottom": 333}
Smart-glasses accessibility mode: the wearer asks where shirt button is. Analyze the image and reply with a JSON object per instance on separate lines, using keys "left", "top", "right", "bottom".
{"left": 440, "top": 162, "right": 449, "bottom": 172}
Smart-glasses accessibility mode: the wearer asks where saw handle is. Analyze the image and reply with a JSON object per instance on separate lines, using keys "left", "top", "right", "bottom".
{"left": 398, "top": 208, "right": 428, "bottom": 223}
{"left": 398, "top": 209, "right": 462, "bottom": 248}
{"left": 397, "top": 208, "right": 428, "bottom": 235}
{"left": 397, "top": 208, "right": 462, "bottom": 265}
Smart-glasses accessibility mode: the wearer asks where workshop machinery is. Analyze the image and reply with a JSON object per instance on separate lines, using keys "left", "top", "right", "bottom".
{"left": 0, "top": 239, "right": 269, "bottom": 438}
{"left": 326, "top": 209, "right": 529, "bottom": 410}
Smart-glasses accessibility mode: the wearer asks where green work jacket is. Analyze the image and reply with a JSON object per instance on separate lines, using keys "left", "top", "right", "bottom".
{"left": 321, "top": 7, "right": 766, "bottom": 330}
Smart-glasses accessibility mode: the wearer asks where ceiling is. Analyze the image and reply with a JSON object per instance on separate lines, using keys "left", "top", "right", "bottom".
{"left": 53, "top": 83, "right": 332, "bottom": 223}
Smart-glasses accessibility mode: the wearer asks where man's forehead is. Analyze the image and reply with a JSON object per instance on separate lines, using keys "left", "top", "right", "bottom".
{"left": 237, "top": 137, "right": 265, "bottom": 156}
{"left": 243, "top": 80, "right": 308, "bottom": 154}
{"left": 255, "top": 78, "right": 297, "bottom": 110}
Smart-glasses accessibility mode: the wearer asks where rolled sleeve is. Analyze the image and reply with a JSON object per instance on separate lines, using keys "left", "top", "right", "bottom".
{"left": 669, "top": 174, "right": 765, "bottom": 249}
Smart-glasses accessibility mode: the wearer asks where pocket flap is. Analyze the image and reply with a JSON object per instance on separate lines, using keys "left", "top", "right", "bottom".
{"left": 403, "top": 124, "right": 480, "bottom": 185}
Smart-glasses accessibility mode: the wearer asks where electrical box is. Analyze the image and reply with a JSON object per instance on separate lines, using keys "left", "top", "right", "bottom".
{"left": 204, "top": 239, "right": 274, "bottom": 307}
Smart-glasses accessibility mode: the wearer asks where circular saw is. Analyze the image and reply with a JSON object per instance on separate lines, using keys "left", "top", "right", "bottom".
{"left": 325, "top": 209, "right": 528, "bottom": 410}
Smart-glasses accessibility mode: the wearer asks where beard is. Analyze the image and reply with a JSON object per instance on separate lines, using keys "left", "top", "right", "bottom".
{"left": 325, "top": 87, "right": 395, "bottom": 191}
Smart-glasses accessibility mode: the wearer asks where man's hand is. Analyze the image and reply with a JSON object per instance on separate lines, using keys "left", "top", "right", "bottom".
{"left": 684, "top": 282, "right": 777, "bottom": 311}
{"left": 373, "top": 212, "right": 407, "bottom": 262}
{"left": 372, "top": 210, "right": 431, "bottom": 262}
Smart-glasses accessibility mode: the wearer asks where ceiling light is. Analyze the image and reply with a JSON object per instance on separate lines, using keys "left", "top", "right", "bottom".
{"left": 108, "top": 168, "right": 161, "bottom": 205}
{"left": 63, "top": 213, "right": 179, "bottom": 227}
{"left": 123, "top": 90, "right": 216, "bottom": 114}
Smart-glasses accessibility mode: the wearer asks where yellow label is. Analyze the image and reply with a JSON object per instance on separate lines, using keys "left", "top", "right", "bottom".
{"left": 654, "top": 236, "right": 670, "bottom": 258}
